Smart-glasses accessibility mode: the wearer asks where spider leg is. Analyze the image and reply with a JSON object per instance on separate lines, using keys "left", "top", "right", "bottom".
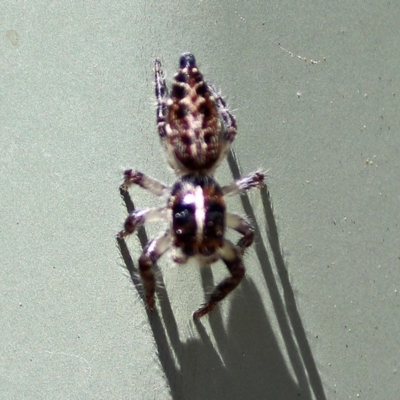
{"left": 209, "top": 84, "right": 238, "bottom": 144}
{"left": 154, "top": 57, "right": 168, "bottom": 139}
{"left": 118, "top": 207, "right": 167, "bottom": 238}
{"left": 139, "top": 230, "right": 172, "bottom": 311}
{"left": 222, "top": 171, "right": 265, "bottom": 196}
{"left": 121, "top": 169, "right": 169, "bottom": 197}
{"left": 193, "top": 239, "right": 245, "bottom": 319}
{"left": 226, "top": 213, "right": 254, "bottom": 253}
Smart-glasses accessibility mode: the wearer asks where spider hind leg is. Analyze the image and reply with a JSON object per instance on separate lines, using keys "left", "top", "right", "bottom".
{"left": 209, "top": 84, "right": 238, "bottom": 145}
{"left": 121, "top": 169, "right": 168, "bottom": 197}
{"left": 154, "top": 58, "right": 168, "bottom": 140}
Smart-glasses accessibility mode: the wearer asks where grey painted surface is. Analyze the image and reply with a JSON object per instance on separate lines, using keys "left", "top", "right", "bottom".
{"left": 1, "top": 1, "right": 399, "bottom": 399}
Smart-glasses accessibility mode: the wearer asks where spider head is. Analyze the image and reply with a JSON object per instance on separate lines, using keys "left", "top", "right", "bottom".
{"left": 169, "top": 174, "right": 225, "bottom": 259}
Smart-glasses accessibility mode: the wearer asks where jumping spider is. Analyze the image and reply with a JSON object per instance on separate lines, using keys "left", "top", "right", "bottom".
{"left": 119, "top": 53, "right": 264, "bottom": 318}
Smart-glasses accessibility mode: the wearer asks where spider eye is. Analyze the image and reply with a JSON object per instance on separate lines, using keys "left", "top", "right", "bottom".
{"left": 173, "top": 203, "right": 196, "bottom": 238}
{"left": 205, "top": 202, "right": 225, "bottom": 238}
{"left": 174, "top": 208, "right": 189, "bottom": 220}
{"left": 180, "top": 53, "right": 196, "bottom": 69}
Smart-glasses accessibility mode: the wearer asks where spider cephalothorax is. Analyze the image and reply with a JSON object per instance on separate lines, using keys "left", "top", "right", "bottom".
{"left": 169, "top": 174, "right": 226, "bottom": 263}
{"left": 119, "top": 54, "right": 264, "bottom": 318}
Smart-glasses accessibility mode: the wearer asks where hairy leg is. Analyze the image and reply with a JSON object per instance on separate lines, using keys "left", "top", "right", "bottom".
{"left": 118, "top": 207, "right": 167, "bottom": 238}
{"left": 226, "top": 213, "right": 255, "bottom": 253}
{"left": 209, "top": 84, "right": 238, "bottom": 144}
{"left": 193, "top": 240, "right": 245, "bottom": 318}
{"left": 222, "top": 171, "right": 265, "bottom": 196}
{"left": 139, "top": 231, "right": 172, "bottom": 310}
{"left": 154, "top": 58, "right": 168, "bottom": 139}
{"left": 121, "top": 169, "right": 169, "bottom": 197}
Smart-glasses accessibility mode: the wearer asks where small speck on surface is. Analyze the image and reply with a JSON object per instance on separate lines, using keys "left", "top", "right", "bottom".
{"left": 6, "top": 29, "right": 20, "bottom": 47}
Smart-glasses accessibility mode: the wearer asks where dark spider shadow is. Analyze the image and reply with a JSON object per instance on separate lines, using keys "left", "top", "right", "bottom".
{"left": 117, "top": 188, "right": 180, "bottom": 386}
{"left": 117, "top": 150, "right": 327, "bottom": 399}
{"left": 223, "top": 148, "right": 327, "bottom": 399}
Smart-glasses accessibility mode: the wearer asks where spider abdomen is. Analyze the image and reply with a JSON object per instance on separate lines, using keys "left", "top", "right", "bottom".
{"left": 159, "top": 53, "right": 235, "bottom": 175}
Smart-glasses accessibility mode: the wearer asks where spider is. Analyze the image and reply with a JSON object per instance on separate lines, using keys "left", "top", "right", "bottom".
{"left": 119, "top": 53, "right": 265, "bottom": 318}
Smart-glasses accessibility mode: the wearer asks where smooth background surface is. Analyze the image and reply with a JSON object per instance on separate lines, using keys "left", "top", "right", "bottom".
{"left": 1, "top": 1, "right": 399, "bottom": 399}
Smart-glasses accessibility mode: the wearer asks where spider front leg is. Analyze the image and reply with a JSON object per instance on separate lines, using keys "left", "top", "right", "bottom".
{"left": 193, "top": 240, "right": 245, "bottom": 319}
{"left": 138, "top": 231, "right": 172, "bottom": 311}
{"left": 121, "top": 169, "right": 169, "bottom": 197}
{"left": 118, "top": 207, "right": 167, "bottom": 238}
{"left": 154, "top": 57, "right": 168, "bottom": 139}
